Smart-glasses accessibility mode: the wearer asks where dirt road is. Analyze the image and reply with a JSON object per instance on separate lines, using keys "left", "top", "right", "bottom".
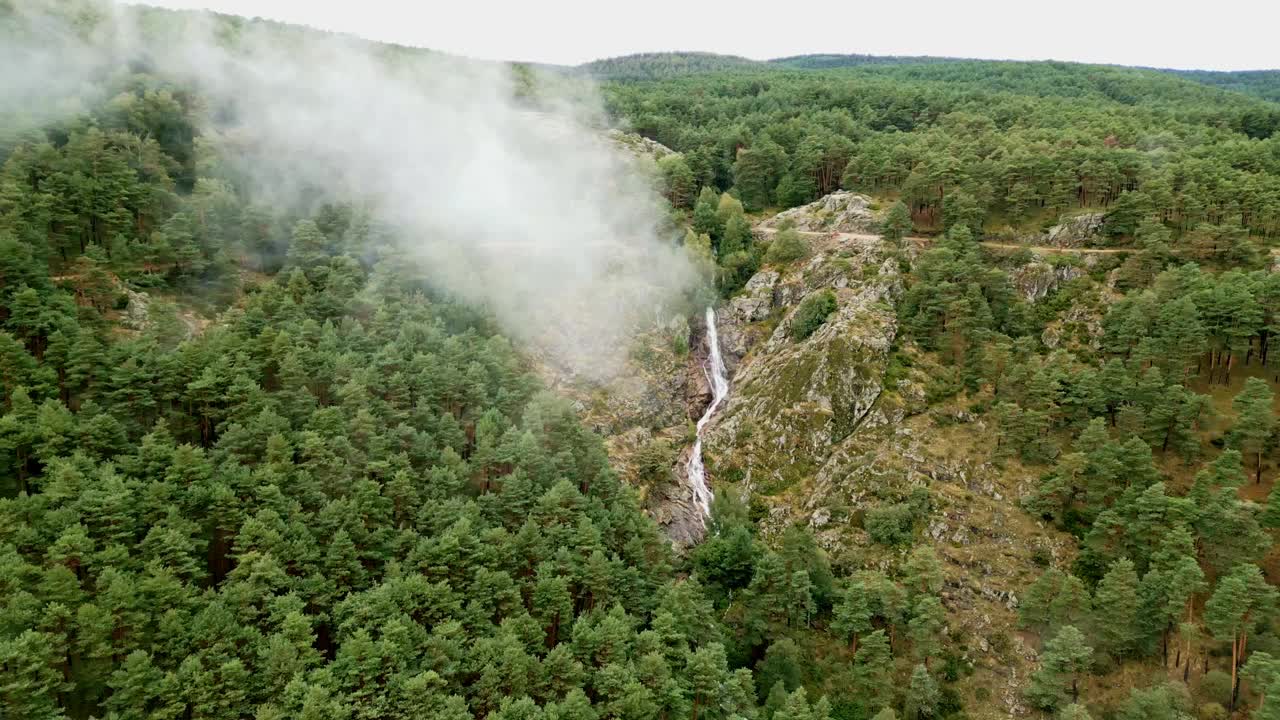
{"left": 754, "top": 226, "right": 1135, "bottom": 255}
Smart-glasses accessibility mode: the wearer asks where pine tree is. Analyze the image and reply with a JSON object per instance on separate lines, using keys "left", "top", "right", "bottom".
{"left": 1230, "top": 378, "right": 1275, "bottom": 484}
{"left": 285, "top": 219, "right": 330, "bottom": 272}
{"left": 658, "top": 155, "right": 696, "bottom": 209}
{"left": 1019, "top": 569, "right": 1062, "bottom": 632}
{"left": 1154, "top": 297, "right": 1205, "bottom": 378}
{"left": 852, "top": 630, "right": 893, "bottom": 707}
{"left": 733, "top": 139, "right": 787, "bottom": 211}
{"left": 1027, "top": 625, "right": 1094, "bottom": 711}
{"left": 686, "top": 643, "right": 729, "bottom": 720}
{"left": 833, "top": 580, "right": 874, "bottom": 653}
{"left": 1264, "top": 484, "right": 1280, "bottom": 529}
{"left": 1206, "top": 565, "right": 1279, "bottom": 709}
{"left": 908, "top": 595, "right": 945, "bottom": 666}
{"left": 905, "top": 664, "right": 939, "bottom": 720}
{"left": 903, "top": 546, "right": 944, "bottom": 598}
{"left": 0, "top": 630, "right": 72, "bottom": 720}
{"left": 1243, "top": 652, "right": 1280, "bottom": 719}
{"left": 881, "top": 201, "right": 913, "bottom": 245}
{"left": 1140, "top": 529, "right": 1205, "bottom": 668}
{"left": 720, "top": 212, "right": 752, "bottom": 259}
{"left": 1093, "top": 558, "right": 1140, "bottom": 659}
{"left": 692, "top": 187, "right": 724, "bottom": 243}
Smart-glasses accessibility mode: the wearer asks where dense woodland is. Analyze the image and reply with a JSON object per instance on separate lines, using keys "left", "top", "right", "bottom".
{"left": 610, "top": 60, "right": 1280, "bottom": 248}
{"left": 5, "top": 4, "right": 1280, "bottom": 720}
{"left": 0, "top": 8, "right": 961, "bottom": 720}
{"left": 616, "top": 51, "right": 1280, "bottom": 720}
{"left": 0, "top": 70, "right": 947, "bottom": 720}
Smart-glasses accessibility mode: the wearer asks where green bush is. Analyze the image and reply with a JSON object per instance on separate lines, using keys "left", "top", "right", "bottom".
{"left": 865, "top": 502, "right": 914, "bottom": 545}
{"left": 1199, "top": 671, "right": 1232, "bottom": 707}
{"left": 633, "top": 438, "right": 677, "bottom": 491}
{"left": 1199, "top": 702, "right": 1228, "bottom": 720}
{"left": 765, "top": 228, "right": 809, "bottom": 264}
{"left": 790, "top": 290, "right": 837, "bottom": 341}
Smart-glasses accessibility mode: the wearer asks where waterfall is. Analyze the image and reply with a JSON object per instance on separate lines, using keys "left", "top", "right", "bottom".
{"left": 687, "top": 306, "right": 729, "bottom": 518}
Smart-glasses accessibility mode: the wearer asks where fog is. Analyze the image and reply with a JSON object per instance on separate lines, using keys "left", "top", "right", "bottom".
{"left": 1, "top": 0, "right": 697, "bottom": 379}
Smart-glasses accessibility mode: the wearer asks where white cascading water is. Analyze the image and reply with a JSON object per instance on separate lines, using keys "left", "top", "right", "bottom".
{"left": 687, "top": 306, "right": 729, "bottom": 518}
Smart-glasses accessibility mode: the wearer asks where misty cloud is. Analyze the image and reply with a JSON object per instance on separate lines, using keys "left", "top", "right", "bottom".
{"left": 2, "top": 0, "right": 697, "bottom": 378}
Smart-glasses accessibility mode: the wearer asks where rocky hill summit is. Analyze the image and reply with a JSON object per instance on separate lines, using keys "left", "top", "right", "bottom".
{"left": 757, "top": 191, "right": 882, "bottom": 234}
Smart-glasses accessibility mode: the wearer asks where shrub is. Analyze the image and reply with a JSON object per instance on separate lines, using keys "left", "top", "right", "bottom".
{"left": 790, "top": 290, "right": 837, "bottom": 341}
{"left": 865, "top": 502, "right": 914, "bottom": 545}
{"left": 765, "top": 228, "right": 809, "bottom": 264}
{"left": 1199, "top": 671, "right": 1232, "bottom": 707}
{"left": 633, "top": 438, "right": 677, "bottom": 492}
{"left": 1199, "top": 702, "right": 1227, "bottom": 720}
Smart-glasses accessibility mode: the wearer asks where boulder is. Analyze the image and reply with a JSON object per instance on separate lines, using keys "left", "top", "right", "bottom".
{"left": 759, "top": 191, "right": 880, "bottom": 234}
{"left": 122, "top": 288, "right": 151, "bottom": 331}
{"left": 1043, "top": 212, "right": 1106, "bottom": 247}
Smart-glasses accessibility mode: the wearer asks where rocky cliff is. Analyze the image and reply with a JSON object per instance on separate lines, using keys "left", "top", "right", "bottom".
{"left": 702, "top": 233, "right": 901, "bottom": 496}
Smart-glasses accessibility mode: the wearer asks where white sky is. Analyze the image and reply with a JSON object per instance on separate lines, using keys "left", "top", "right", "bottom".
{"left": 137, "top": 0, "right": 1280, "bottom": 71}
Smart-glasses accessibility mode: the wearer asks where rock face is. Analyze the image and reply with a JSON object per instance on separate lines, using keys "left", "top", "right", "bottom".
{"left": 656, "top": 444, "right": 708, "bottom": 547}
{"left": 1010, "top": 261, "right": 1084, "bottom": 302}
{"left": 536, "top": 311, "right": 734, "bottom": 548}
{"left": 1042, "top": 303, "right": 1105, "bottom": 351}
{"left": 703, "top": 235, "right": 901, "bottom": 495}
{"left": 1042, "top": 212, "right": 1106, "bottom": 247}
{"left": 122, "top": 288, "right": 151, "bottom": 331}
{"left": 758, "top": 191, "right": 880, "bottom": 234}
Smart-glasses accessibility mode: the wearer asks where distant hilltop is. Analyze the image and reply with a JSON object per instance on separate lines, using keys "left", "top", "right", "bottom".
{"left": 570, "top": 51, "right": 1280, "bottom": 102}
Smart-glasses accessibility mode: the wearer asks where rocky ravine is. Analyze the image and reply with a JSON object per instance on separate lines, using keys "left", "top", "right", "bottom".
{"left": 693, "top": 194, "right": 1073, "bottom": 718}
{"left": 551, "top": 190, "right": 1076, "bottom": 717}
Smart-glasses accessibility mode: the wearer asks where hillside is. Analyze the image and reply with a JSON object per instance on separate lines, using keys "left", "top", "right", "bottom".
{"left": 666, "top": 187, "right": 1280, "bottom": 717}
{"left": 769, "top": 54, "right": 955, "bottom": 70}
{"left": 604, "top": 59, "right": 1280, "bottom": 248}
{"left": 1167, "top": 69, "right": 1280, "bottom": 104}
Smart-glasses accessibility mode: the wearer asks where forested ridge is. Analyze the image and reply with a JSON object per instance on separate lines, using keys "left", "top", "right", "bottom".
{"left": 586, "top": 52, "right": 1280, "bottom": 105}
{"left": 614, "top": 60, "right": 1280, "bottom": 251}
